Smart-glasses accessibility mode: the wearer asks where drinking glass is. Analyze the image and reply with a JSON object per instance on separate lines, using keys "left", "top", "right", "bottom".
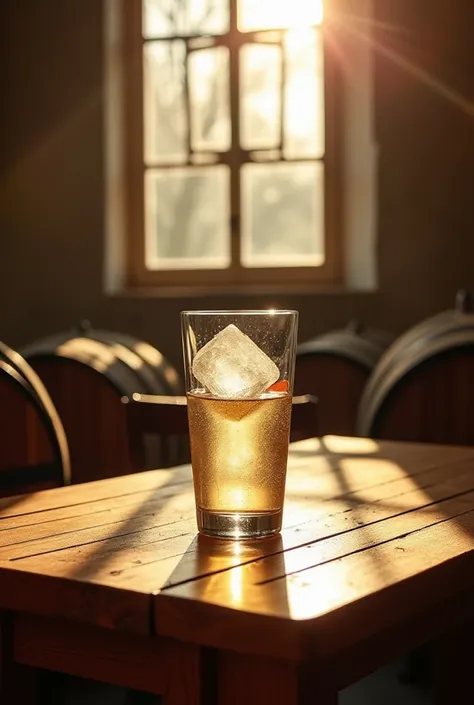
{"left": 181, "top": 310, "right": 298, "bottom": 539}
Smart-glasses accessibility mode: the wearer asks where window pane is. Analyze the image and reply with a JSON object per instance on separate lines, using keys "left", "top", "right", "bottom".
{"left": 143, "top": 0, "right": 229, "bottom": 38}
{"left": 241, "top": 162, "right": 324, "bottom": 268}
{"left": 238, "top": 0, "right": 323, "bottom": 32}
{"left": 284, "top": 29, "right": 324, "bottom": 159}
{"left": 189, "top": 47, "right": 231, "bottom": 152}
{"left": 240, "top": 44, "right": 281, "bottom": 150}
{"left": 144, "top": 41, "right": 187, "bottom": 164}
{"left": 145, "top": 166, "right": 231, "bottom": 269}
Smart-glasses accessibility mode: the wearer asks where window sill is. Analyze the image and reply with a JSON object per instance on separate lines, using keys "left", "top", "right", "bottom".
{"left": 107, "top": 281, "right": 377, "bottom": 299}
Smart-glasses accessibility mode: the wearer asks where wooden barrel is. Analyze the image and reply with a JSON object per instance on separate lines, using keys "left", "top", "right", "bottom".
{"left": 0, "top": 344, "right": 70, "bottom": 496}
{"left": 357, "top": 291, "right": 474, "bottom": 444}
{"left": 294, "top": 320, "right": 394, "bottom": 436}
{"left": 21, "top": 324, "right": 181, "bottom": 484}
{"left": 76, "top": 320, "right": 181, "bottom": 395}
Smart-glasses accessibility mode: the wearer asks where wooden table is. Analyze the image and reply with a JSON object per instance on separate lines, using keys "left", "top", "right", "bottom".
{"left": 1, "top": 436, "right": 474, "bottom": 704}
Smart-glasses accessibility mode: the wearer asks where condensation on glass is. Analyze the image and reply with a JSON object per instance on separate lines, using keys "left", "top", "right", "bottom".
{"left": 141, "top": 0, "right": 326, "bottom": 272}
{"left": 145, "top": 166, "right": 231, "bottom": 270}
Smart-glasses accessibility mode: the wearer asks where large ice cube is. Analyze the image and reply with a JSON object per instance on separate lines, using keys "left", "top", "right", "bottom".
{"left": 192, "top": 324, "right": 280, "bottom": 398}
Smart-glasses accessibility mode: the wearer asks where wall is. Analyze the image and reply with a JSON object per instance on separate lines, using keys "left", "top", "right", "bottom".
{"left": 1, "top": 0, "right": 473, "bottom": 370}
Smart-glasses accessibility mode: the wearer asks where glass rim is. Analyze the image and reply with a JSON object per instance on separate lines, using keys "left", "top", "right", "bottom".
{"left": 181, "top": 309, "right": 298, "bottom": 316}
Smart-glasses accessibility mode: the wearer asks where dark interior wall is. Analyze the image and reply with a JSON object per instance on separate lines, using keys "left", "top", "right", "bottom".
{"left": 0, "top": 0, "right": 473, "bottom": 369}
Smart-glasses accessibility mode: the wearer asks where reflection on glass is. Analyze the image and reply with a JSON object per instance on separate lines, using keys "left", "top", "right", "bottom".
{"left": 144, "top": 41, "right": 187, "bottom": 164}
{"left": 189, "top": 47, "right": 231, "bottom": 152}
{"left": 241, "top": 162, "right": 324, "bottom": 267}
{"left": 240, "top": 44, "right": 281, "bottom": 150}
{"left": 143, "top": 0, "right": 229, "bottom": 38}
{"left": 238, "top": 0, "right": 323, "bottom": 32}
{"left": 145, "top": 166, "right": 230, "bottom": 269}
{"left": 284, "top": 29, "right": 324, "bottom": 159}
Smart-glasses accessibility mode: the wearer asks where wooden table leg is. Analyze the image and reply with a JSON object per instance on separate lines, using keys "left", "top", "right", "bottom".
{"left": 217, "top": 651, "right": 338, "bottom": 705}
{"left": 0, "top": 612, "right": 40, "bottom": 705}
{"left": 433, "top": 619, "right": 474, "bottom": 705}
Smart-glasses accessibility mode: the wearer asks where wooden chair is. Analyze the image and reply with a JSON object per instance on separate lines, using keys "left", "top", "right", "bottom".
{"left": 122, "top": 394, "right": 190, "bottom": 472}
{"left": 290, "top": 394, "right": 319, "bottom": 442}
{"left": 0, "top": 360, "right": 70, "bottom": 497}
{"left": 123, "top": 393, "right": 318, "bottom": 473}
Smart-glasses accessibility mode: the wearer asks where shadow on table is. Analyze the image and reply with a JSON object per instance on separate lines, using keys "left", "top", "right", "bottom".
{"left": 63, "top": 433, "right": 473, "bottom": 637}
{"left": 0, "top": 494, "right": 30, "bottom": 514}
{"left": 65, "top": 465, "right": 196, "bottom": 582}
{"left": 191, "top": 435, "right": 474, "bottom": 631}
{"left": 289, "top": 435, "right": 474, "bottom": 598}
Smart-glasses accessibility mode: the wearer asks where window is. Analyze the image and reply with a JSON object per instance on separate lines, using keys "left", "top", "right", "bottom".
{"left": 121, "top": 0, "right": 343, "bottom": 289}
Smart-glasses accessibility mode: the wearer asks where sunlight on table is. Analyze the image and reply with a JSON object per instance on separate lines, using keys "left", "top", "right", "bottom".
{"left": 322, "top": 436, "right": 380, "bottom": 455}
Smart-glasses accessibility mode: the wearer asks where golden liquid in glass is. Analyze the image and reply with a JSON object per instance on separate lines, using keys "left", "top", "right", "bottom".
{"left": 187, "top": 391, "right": 292, "bottom": 514}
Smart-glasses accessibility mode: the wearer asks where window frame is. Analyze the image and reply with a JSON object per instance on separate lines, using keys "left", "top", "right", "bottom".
{"left": 121, "top": 0, "right": 344, "bottom": 291}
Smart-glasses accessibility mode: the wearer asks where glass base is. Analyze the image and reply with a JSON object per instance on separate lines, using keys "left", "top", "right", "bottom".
{"left": 196, "top": 508, "right": 282, "bottom": 540}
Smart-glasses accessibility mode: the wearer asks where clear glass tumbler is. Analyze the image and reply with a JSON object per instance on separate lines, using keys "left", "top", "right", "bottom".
{"left": 181, "top": 310, "right": 298, "bottom": 539}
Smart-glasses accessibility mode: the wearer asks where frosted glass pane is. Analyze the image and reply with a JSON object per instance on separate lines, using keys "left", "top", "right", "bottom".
{"left": 240, "top": 44, "right": 281, "bottom": 150}
{"left": 189, "top": 47, "right": 231, "bottom": 152}
{"left": 145, "top": 166, "right": 231, "bottom": 269}
{"left": 238, "top": 0, "right": 323, "bottom": 32}
{"left": 241, "top": 162, "right": 324, "bottom": 267}
{"left": 143, "top": 0, "right": 229, "bottom": 38}
{"left": 284, "top": 29, "right": 324, "bottom": 159}
{"left": 144, "top": 41, "right": 187, "bottom": 164}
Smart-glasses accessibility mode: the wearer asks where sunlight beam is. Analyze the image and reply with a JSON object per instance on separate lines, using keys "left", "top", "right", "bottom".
{"left": 335, "top": 21, "right": 474, "bottom": 118}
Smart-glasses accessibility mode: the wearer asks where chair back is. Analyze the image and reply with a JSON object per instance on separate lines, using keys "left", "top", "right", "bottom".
{"left": 0, "top": 361, "right": 70, "bottom": 496}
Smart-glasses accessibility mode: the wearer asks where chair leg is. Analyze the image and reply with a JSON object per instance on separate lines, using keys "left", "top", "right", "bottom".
{"left": 433, "top": 619, "right": 473, "bottom": 705}
{"left": 0, "top": 612, "right": 40, "bottom": 705}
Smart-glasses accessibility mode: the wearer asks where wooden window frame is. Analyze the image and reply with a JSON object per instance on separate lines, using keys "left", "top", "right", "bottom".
{"left": 121, "top": 0, "right": 344, "bottom": 292}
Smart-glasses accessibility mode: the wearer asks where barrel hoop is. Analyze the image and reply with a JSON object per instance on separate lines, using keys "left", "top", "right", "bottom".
{"left": 297, "top": 339, "right": 379, "bottom": 370}
{"left": 363, "top": 312, "right": 474, "bottom": 408}
{"left": 357, "top": 330, "right": 474, "bottom": 436}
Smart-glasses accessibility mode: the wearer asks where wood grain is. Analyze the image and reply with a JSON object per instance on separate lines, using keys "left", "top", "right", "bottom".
{"left": 1, "top": 451, "right": 472, "bottom": 602}
{"left": 0, "top": 461, "right": 192, "bottom": 518}
{"left": 0, "top": 437, "right": 473, "bottom": 674}
{"left": 156, "top": 509, "right": 474, "bottom": 660}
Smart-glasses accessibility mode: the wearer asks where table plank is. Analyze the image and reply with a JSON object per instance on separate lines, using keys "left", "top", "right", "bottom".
{"left": 156, "top": 508, "right": 474, "bottom": 659}
{"left": 2, "top": 438, "right": 473, "bottom": 557}
{"left": 0, "top": 463, "right": 193, "bottom": 519}
{"left": 5, "top": 450, "right": 472, "bottom": 591}
{"left": 0, "top": 482, "right": 192, "bottom": 533}
{"left": 1, "top": 437, "right": 473, "bottom": 522}
{"left": 1, "top": 437, "right": 473, "bottom": 642}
